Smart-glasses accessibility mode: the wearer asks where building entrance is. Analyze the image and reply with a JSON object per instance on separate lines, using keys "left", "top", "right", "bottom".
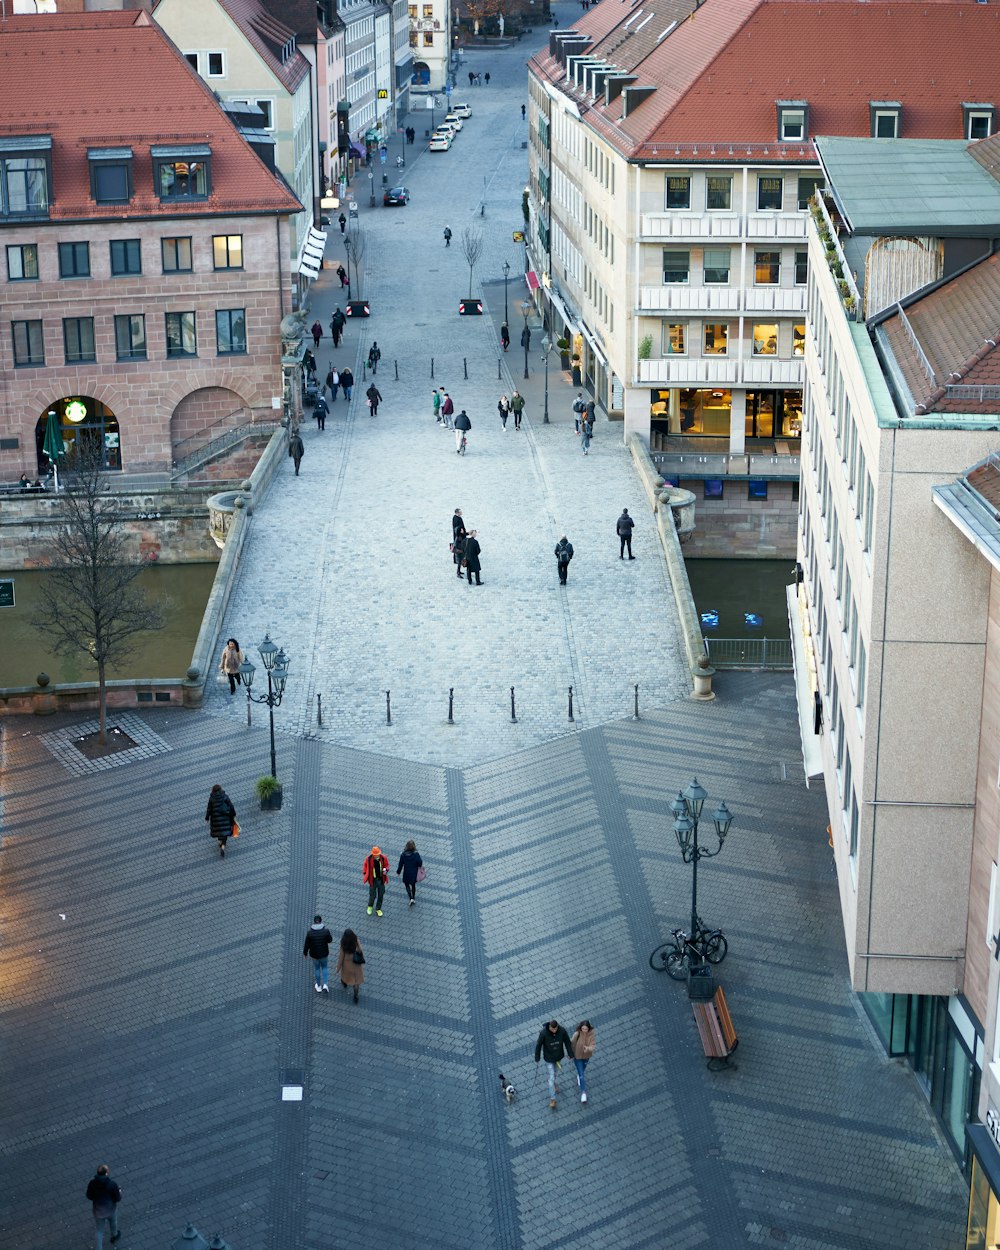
{"left": 35, "top": 398, "right": 121, "bottom": 474}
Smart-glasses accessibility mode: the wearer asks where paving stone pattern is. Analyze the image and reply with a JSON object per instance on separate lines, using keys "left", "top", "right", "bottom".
{"left": 0, "top": 673, "right": 968, "bottom": 1248}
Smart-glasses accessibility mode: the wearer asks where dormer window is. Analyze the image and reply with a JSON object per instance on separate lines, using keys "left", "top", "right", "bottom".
{"left": 88, "top": 147, "right": 133, "bottom": 205}
{"left": 870, "top": 102, "right": 901, "bottom": 138}
{"left": 152, "top": 145, "right": 211, "bottom": 201}
{"left": 0, "top": 135, "right": 51, "bottom": 218}
{"left": 963, "top": 102, "right": 995, "bottom": 139}
{"left": 776, "top": 100, "right": 808, "bottom": 142}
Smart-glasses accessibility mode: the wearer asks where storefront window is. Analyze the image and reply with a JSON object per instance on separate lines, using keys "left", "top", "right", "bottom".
{"left": 967, "top": 1155, "right": 1000, "bottom": 1250}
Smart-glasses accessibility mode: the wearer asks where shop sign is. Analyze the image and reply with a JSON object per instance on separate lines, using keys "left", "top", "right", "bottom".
{"left": 986, "top": 1104, "right": 1000, "bottom": 1150}
{"left": 0, "top": 579, "right": 13, "bottom": 608}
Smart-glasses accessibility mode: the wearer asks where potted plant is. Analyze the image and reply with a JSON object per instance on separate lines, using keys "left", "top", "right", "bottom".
{"left": 638, "top": 334, "right": 653, "bottom": 360}
{"left": 256, "top": 775, "right": 283, "bottom": 811}
{"left": 556, "top": 336, "right": 571, "bottom": 368}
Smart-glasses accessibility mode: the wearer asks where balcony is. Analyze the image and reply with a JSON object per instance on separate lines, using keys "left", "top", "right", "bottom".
{"left": 743, "top": 286, "right": 807, "bottom": 313}
{"left": 746, "top": 212, "right": 809, "bottom": 241}
{"left": 640, "top": 213, "right": 741, "bottom": 241}
{"left": 638, "top": 285, "right": 742, "bottom": 313}
{"left": 637, "top": 357, "right": 803, "bottom": 387}
{"left": 742, "top": 357, "right": 803, "bottom": 385}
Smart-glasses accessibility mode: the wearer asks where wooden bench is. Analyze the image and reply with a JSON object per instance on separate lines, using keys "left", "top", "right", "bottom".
{"left": 692, "top": 985, "right": 738, "bottom": 1070}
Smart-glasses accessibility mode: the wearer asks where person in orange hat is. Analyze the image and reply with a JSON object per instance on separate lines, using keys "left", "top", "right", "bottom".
{"left": 363, "top": 845, "right": 390, "bottom": 916}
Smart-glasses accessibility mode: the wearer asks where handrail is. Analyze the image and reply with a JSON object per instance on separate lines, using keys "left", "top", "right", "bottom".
{"left": 171, "top": 420, "right": 280, "bottom": 478}
{"left": 895, "top": 302, "right": 936, "bottom": 385}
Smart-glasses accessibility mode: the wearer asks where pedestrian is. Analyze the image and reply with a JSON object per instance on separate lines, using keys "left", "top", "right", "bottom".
{"left": 581, "top": 420, "right": 591, "bottom": 455}
{"left": 521, "top": 103, "right": 526, "bottom": 120}
{"left": 454, "top": 407, "right": 471, "bottom": 453}
{"left": 303, "top": 348, "right": 316, "bottom": 380}
{"left": 367, "top": 341, "right": 381, "bottom": 373}
{"left": 407, "top": 126, "right": 414, "bottom": 144}
{"left": 288, "top": 429, "right": 304, "bottom": 474}
{"left": 511, "top": 389, "right": 525, "bottom": 430}
{"left": 441, "top": 390, "right": 455, "bottom": 428}
{"left": 497, "top": 393, "right": 510, "bottom": 430}
{"left": 500, "top": 321, "right": 510, "bottom": 352}
{"left": 468, "top": 70, "right": 474, "bottom": 86}
{"left": 366, "top": 381, "right": 382, "bottom": 416}
{"left": 396, "top": 839, "right": 423, "bottom": 905}
{"left": 571, "top": 1020, "right": 596, "bottom": 1103}
{"left": 205, "top": 782, "right": 237, "bottom": 857}
{"left": 338, "top": 212, "right": 347, "bottom": 234}
{"left": 585, "top": 398, "right": 596, "bottom": 429}
{"left": 363, "top": 844, "right": 389, "bottom": 916}
{"left": 444, "top": 225, "right": 452, "bottom": 247}
{"left": 337, "top": 263, "right": 348, "bottom": 288}
{"left": 433, "top": 387, "right": 442, "bottom": 423}
{"left": 464, "top": 529, "right": 482, "bottom": 585}
{"left": 534, "top": 1019, "right": 574, "bottom": 1109}
{"left": 340, "top": 366, "right": 354, "bottom": 400}
{"left": 336, "top": 927, "right": 365, "bottom": 1003}
{"left": 314, "top": 393, "right": 328, "bottom": 430}
{"left": 485, "top": 71, "right": 490, "bottom": 85}
{"left": 617, "top": 507, "right": 635, "bottom": 559}
{"left": 520, "top": 324, "right": 531, "bottom": 354}
{"left": 311, "top": 319, "right": 322, "bottom": 349}
{"left": 555, "top": 535, "right": 574, "bottom": 584}
{"left": 331, "top": 307, "right": 346, "bottom": 346}
{"left": 303, "top": 914, "right": 334, "bottom": 993}
{"left": 327, "top": 366, "right": 339, "bottom": 400}
{"left": 218, "top": 637, "right": 243, "bottom": 694}
{"left": 452, "top": 508, "right": 466, "bottom": 577}
{"left": 572, "top": 391, "right": 585, "bottom": 433}
{"left": 85, "top": 1164, "right": 122, "bottom": 1249}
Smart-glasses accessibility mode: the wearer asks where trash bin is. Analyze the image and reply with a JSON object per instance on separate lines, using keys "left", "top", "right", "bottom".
{"left": 687, "top": 964, "right": 715, "bottom": 1001}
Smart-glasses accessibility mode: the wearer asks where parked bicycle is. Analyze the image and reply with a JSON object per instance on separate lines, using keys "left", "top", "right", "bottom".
{"left": 649, "top": 924, "right": 727, "bottom": 980}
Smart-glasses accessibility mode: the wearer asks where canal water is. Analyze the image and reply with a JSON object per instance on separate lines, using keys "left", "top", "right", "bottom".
{"left": 0, "top": 563, "right": 217, "bottom": 687}
{"left": 684, "top": 558, "right": 792, "bottom": 641}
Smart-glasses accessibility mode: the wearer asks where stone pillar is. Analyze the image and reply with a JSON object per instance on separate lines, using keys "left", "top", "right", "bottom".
{"left": 623, "top": 385, "right": 651, "bottom": 446}
{"left": 729, "top": 389, "right": 747, "bottom": 456}
{"left": 668, "top": 388, "right": 681, "bottom": 435}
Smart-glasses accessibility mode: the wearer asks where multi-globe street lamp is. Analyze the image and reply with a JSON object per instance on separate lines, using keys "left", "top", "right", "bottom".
{"left": 671, "top": 777, "right": 734, "bottom": 941}
{"left": 239, "top": 634, "right": 289, "bottom": 781}
{"left": 541, "top": 335, "right": 554, "bottom": 424}
{"left": 520, "top": 298, "right": 532, "bottom": 380}
{"left": 502, "top": 259, "right": 510, "bottom": 325}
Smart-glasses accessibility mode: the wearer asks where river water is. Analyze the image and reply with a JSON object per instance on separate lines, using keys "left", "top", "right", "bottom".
{"left": 684, "top": 557, "right": 792, "bottom": 641}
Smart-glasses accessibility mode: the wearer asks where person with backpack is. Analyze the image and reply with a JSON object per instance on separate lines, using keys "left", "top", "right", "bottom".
{"left": 572, "top": 392, "right": 585, "bottom": 433}
{"left": 303, "top": 915, "right": 334, "bottom": 993}
{"left": 571, "top": 1020, "right": 596, "bottom": 1103}
{"left": 366, "top": 382, "right": 382, "bottom": 417}
{"left": 617, "top": 508, "right": 636, "bottom": 559}
{"left": 454, "top": 408, "right": 471, "bottom": 453}
{"left": 313, "top": 393, "right": 328, "bottom": 431}
{"left": 444, "top": 225, "right": 452, "bottom": 247}
{"left": 363, "top": 845, "right": 389, "bottom": 916}
{"left": 534, "top": 1019, "right": 574, "bottom": 1109}
{"left": 367, "top": 341, "right": 381, "bottom": 374}
{"left": 554, "top": 536, "right": 574, "bottom": 585}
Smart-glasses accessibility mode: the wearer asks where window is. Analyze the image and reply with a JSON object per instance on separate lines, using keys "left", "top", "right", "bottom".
{"left": 706, "top": 175, "right": 731, "bottom": 210}
{"left": 115, "top": 314, "right": 146, "bottom": 361}
{"left": 662, "top": 249, "right": 689, "bottom": 283}
{"left": 254, "top": 100, "right": 273, "bottom": 130}
{"left": 703, "top": 324, "right": 728, "bottom": 356}
{"left": 704, "top": 479, "right": 724, "bottom": 499}
{"left": 185, "top": 53, "right": 199, "bottom": 70}
{"left": 6, "top": 242, "right": 38, "bottom": 280}
{"left": 423, "top": 31, "right": 433, "bottom": 44}
{"left": 797, "top": 175, "right": 822, "bottom": 210}
{"left": 216, "top": 308, "right": 247, "bottom": 355}
{"left": 753, "top": 323, "right": 778, "bottom": 355}
{"left": 777, "top": 101, "right": 808, "bottom": 141}
{"left": 703, "top": 247, "right": 730, "bottom": 284}
{"left": 794, "top": 249, "right": 809, "bottom": 285}
{"left": 408, "top": 5, "right": 416, "bottom": 16}
{"left": 58, "top": 241, "right": 90, "bottom": 279}
{"left": 88, "top": 147, "right": 133, "bottom": 205}
{"left": 207, "top": 52, "right": 225, "bottom": 77}
{"left": 664, "top": 323, "right": 686, "bottom": 355}
{"left": 162, "top": 237, "right": 193, "bottom": 273}
{"left": 110, "top": 239, "right": 141, "bottom": 275}
{"left": 870, "top": 102, "right": 901, "bottom": 138}
{"left": 63, "top": 317, "right": 96, "bottom": 364}
{"left": 409, "top": 30, "right": 418, "bottom": 46}
{"left": 11, "top": 319, "right": 44, "bottom": 366}
{"left": 156, "top": 159, "right": 209, "bottom": 201}
{"left": 757, "top": 176, "right": 783, "bottom": 211}
{"left": 964, "top": 103, "right": 995, "bottom": 140}
{"left": 422, "top": 3, "right": 433, "bottom": 14}
{"left": 748, "top": 479, "right": 768, "bottom": 500}
{"left": 754, "top": 250, "right": 780, "bottom": 284}
{"left": 665, "top": 175, "right": 690, "bottom": 209}
{"left": 165, "top": 311, "right": 197, "bottom": 357}
{"left": 0, "top": 143, "right": 50, "bottom": 217}
{"left": 793, "top": 324, "right": 806, "bottom": 356}
{"left": 212, "top": 234, "right": 243, "bottom": 269}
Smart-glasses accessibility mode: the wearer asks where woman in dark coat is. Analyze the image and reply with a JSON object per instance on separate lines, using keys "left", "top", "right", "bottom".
{"left": 336, "top": 928, "right": 365, "bottom": 1002}
{"left": 205, "top": 783, "right": 236, "bottom": 857}
{"left": 464, "top": 530, "right": 482, "bottom": 586}
{"left": 396, "top": 840, "right": 423, "bottom": 906}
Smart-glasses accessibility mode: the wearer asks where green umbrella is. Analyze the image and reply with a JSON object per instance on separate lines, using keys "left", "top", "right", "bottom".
{"left": 42, "top": 410, "right": 64, "bottom": 492}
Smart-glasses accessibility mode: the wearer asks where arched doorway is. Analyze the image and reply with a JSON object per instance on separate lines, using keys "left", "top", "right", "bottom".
{"left": 35, "top": 397, "right": 121, "bottom": 474}
{"left": 411, "top": 62, "right": 430, "bottom": 85}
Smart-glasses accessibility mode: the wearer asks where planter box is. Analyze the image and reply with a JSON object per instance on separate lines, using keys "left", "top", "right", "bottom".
{"left": 346, "top": 300, "right": 370, "bottom": 317}
{"left": 259, "top": 784, "right": 283, "bottom": 811}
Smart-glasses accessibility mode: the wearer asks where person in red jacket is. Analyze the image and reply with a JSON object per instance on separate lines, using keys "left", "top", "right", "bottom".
{"left": 363, "top": 845, "right": 389, "bottom": 916}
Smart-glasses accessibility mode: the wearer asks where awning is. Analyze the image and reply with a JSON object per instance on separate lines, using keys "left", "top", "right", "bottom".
{"left": 525, "top": 270, "right": 540, "bottom": 291}
{"left": 547, "top": 287, "right": 581, "bottom": 338}
{"left": 350, "top": 142, "right": 365, "bottom": 158}
{"left": 298, "top": 226, "right": 328, "bottom": 279}
{"left": 786, "top": 584, "right": 824, "bottom": 781}
{"left": 579, "top": 319, "right": 607, "bottom": 368}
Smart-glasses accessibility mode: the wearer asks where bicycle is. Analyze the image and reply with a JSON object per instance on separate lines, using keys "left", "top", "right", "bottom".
{"left": 458, "top": 433, "right": 467, "bottom": 456}
{"left": 649, "top": 925, "right": 727, "bottom": 980}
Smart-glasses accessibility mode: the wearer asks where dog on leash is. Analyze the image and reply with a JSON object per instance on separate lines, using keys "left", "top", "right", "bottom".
{"left": 498, "top": 1072, "right": 516, "bottom": 1103}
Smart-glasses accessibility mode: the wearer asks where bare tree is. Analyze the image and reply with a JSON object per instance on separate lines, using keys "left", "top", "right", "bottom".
{"left": 461, "top": 227, "right": 484, "bottom": 299}
{"left": 34, "top": 442, "right": 164, "bottom": 743}
{"left": 346, "top": 227, "right": 368, "bottom": 299}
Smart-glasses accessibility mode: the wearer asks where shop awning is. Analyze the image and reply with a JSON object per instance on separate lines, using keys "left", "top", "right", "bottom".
{"left": 786, "top": 584, "right": 824, "bottom": 782}
{"left": 579, "top": 319, "right": 607, "bottom": 368}
{"left": 968, "top": 1126, "right": 1000, "bottom": 1197}
{"left": 525, "top": 270, "right": 540, "bottom": 291}
{"left": 547, "top": 287, "right": 581, "bottom": 338}
{"left": 298, "top": 226, "right": 328, "bottom": 279}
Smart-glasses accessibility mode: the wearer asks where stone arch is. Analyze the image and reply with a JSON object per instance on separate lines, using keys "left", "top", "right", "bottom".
{"left": 169, "top": 386, "right": 253, "bottom": 465}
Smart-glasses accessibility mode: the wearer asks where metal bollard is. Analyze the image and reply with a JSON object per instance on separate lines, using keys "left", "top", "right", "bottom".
{"left": 633, "top": 683, "right": 640, "bottom": 720}
{"left": 448, "top": 687, "right": 454, "bottom": 724}
{"left": 246, "top": 694, "right": 252, "bottom": 728}
{"left": 510, "top": 686, "right": 517, "bottom": 723}
{"left": 386, "top": 690, "right": 392, "bottom": 725}
{"left": 568, "top": 685, "right": 574, "bottom": 722}
{"left": 394, "top": 359, "right": 399, "bottom": 381}
{"left": 431, "top": 356, "right": 435, "bottom": 379}
{"left": 463, "top": 357, "right": 468, "bottom": 380}
{"left": 498, "top": 358, "right": 502, "bottom": 380}
{"left": 317, "top": 692, "right": 323, "bottom": 726}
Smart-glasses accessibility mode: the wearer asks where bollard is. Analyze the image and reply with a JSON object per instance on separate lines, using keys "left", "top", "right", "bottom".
{"left": 394, "top": 359, "right": 399, "bottom": 381}
{"left": 463, "top": 357, "right": 468, "bottom": 380}
{"left": 448, "top": 687, "right": 454, "bottom": 724}
{"left": 317, "top": 692, "right": 323, "bottom": 727}
{"left": 633, "top": 683, "right": 640, "bottom": 720}
{"left": 431, "top": 356, "right": 435, "bottom": 379}
{"left": 362, "top": 362, "right": 367, "bottom": 382}
{"left": 386, "top": 690, "right": 391, "bottom": 725}
{"left": 510, "top": 686, "right": 517, "bottom": 723}
{"left": 568, "top": 685, "right": 574, "bottom": 722}
{"left": 498, "top": 357, "right": 502, "bottom": 380}
{"left": 246, "top": 693, "right": 252, "bottom": 728}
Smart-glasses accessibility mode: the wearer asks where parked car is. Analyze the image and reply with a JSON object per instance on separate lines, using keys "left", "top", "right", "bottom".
{"left": 443, "top": 113, "right": 464, "bottom": 131}
{"left": 436, "top": 123, "right": 458, "bottom": 139}
{"left": 383, "top": 185, "right": 410, "bottom": 206}
{"left": 453, "top": 103, "right": 472, "bottom": 118}
{"left": 429, "top": 134, "right": 451, "bottom": 151}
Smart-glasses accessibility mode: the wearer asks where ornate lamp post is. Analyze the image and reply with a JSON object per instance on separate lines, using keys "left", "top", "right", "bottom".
{"left": 671, "top": 778, "right": 733, "bottom": 941}
{"left": 238, "top": 634, "right": 289, "bottom": 781}
{"left": 541, "top": 335, "right": 553, "bottom": 424}
{"left": 520, "top": 298, "right": 532, "bottom": 380}
{"left": 502, "top": 259, "right": 510, "bottom": 325}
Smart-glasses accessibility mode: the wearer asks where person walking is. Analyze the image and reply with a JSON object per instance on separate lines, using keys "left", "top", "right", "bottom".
{"left": 484, "top": 71, "right": 490, "bottom": 85}
{"left": 338, "top": 212, "right": 347, "bottom": 234}
{"left": 366, "top": 382, "right": 382, "bottom": 417}
{"left": 468, "top": 70, "right": 474, "bottom": 86}
{"left": 326, "top": 366, "right": 339, "bottom": 401}
{"left": 336, "top": 264, "right": 348, "bottom": 288}
{"left": 534, "top": 1019, "right": 574, "bottom": 1109}
{"left": 521, "top": 103, "right": 526, "bottom": 120}
{"left": 617, "top": 508, "right": 636, "bottom": 559}
{"left": 452, "top": 509, "right": 466, "bottom": 577}
{"left": 205, "top": 783, "right": 237, "bottom": 857}
{"left": 86, "top": 1164, "right": 122, "bottom": 1249}
{"left": 555, "top": 536, "right": 574, "bottom": 585}
{"left": 464, "top": 529, "right": 482, "bottom": 585}
{"left": 500, "top": 321, "right": 510, "bottom": 352}
{"left": 580, "top": 419, "right": 592, "bottom": 455}
{"left": 340, "top": 366, "right": 354, "bottom": 400}
{"left": 310, "top": 320, "right": 322, "bottom": 349}
{"left": 441, "top": 391, "right": 455, "bottom": 429}
{"left": 443, "top": 225, "right": 452, "bottom": 247}
{"left": 454, "top": 408, "right": 471, "bottom": 453}
{"left": 336, "top": 928, "right": 365, "bottom": 1003}
{"left": 303, "top": 914, "right": 334, "bottom": 993}
{"left": 511, "top": 390, "right": 525, "bottom": 430}
{"left": 363, "top": 845, "right": 389, "bottom": 916}
{"left": 433, "top": 387, "right": 442, "bottom": 424}
{"left": 313, "top": 393, "right": 328, "bottom": 431}
{"left": 219, "top": 637, "right": 243, "bottom": 694}
{"left": 367, "top": 341, "right": 381, "bottom": 374}
{"left": 497, "top": 394, "right": 510, "bottom": 430}
{"left": 331, "top": 307, "right": 346, "bottom": 346}
{"left": 585, "top": 398, "right": 596, "bottom": 431}
{"left": 572, "top": 392, "right": 585, "bottom": 434}
{"left": 396, "top": 839, "right": 423, "bottom": 906}
{"left": 288, "top": 429, "right": 305, "bottom": 475}
{"left": 571, "top": 1020, "right": 596, "bottom": 1103}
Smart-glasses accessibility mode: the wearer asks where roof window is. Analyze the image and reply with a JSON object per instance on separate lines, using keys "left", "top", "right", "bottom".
{"left": 870, "top": 102, "right": 901, "bottom": 138}
{"left": 963, "top": 102, "right": 995, "bottom": 139}
{"left": 151, "top": 145, "right": 211, "bottom": 202}
{"left": 776, "top": 100, "right": 808, "bottom": 142}
{"left": 88, "top": 147, "right": 133, "bottom": 205}
{"left": 0, "top": 136, "right": 51, "bottom": 219}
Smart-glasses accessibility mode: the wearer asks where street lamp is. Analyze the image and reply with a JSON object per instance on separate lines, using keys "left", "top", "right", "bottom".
{"left": 671, "top": 777, "right": 734, "bottom": 942}
{"left": 520, "top": 298, "right": 532, "bottom": 380}
{"left": 239, "top": 634, "right": 290, "bottom": 781}
{"left": 502, "top": 259, "right": 510, "bottom": 325}
{"left": 541, "top": 335, "right": 553, "bottom": 424}
{"left": 367, "top": 168, "right": 375, "bottom": 207}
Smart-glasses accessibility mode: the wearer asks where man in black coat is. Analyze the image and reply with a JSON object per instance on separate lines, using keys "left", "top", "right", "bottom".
{"left": 554, "top": 536, "right": 574, "bottom": 585}
{"left": 313, "top": 394, "right": 328, "bottom": 430}
{"left": 288, "top": 430, "right": 304, "bottom": 475}
{"left": 534, "top": 1019, "right": 574, "bottom": 1108}
{"left": 464, "top": 529, "right": 482, "bottom": 585}
{"left": 452, "top": 509, "right": 466, "bottom": 577}
{"left": 86, "top": 1164, "right": 122, "bottom": 1247}
{"left": 303, "top": 915, "right": 334, "bottom": 993}
{"left": 366, "top": 382, "right": 382, "bottom": 416}
{"left": 617, "top": 508, "right": 635, "bottom": 559}
{"left": 454, "top": 408, "right": 471, "bottom": 453}
{"left": 340, "top": 367, "right": 354, "bottom": 400}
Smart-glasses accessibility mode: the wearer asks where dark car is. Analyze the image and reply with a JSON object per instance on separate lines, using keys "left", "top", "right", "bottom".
{"left": 383, "top": 185, "right": 410, "bottom": 207}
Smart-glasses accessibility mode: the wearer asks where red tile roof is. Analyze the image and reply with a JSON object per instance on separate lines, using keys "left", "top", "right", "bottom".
{"left": 0, "top": 10, "right": 301, "bottom": 220}
{"left": 212, "top": 0, "right": 311, "bottom": 93}
{"left": 531, "top": 0, "right": 1000, "bottom": 163}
